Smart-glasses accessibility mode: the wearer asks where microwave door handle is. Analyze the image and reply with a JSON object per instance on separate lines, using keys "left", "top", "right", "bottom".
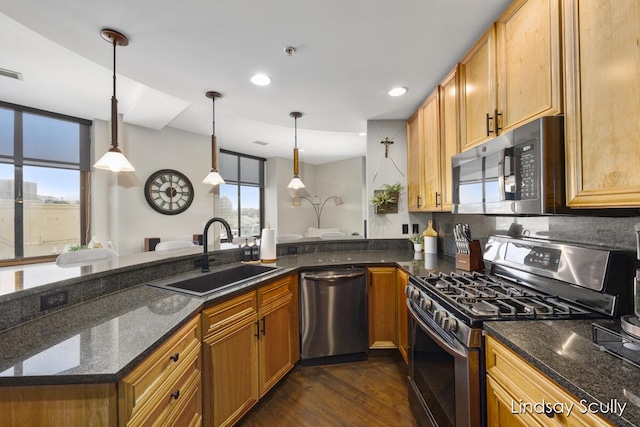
{"left": 498, "top": 148, "right": 506, "bottom": 201}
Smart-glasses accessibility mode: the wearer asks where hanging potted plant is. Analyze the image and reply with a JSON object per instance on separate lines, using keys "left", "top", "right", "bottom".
{"left": 370, "top": 182, "right": 405, "bottom": 214}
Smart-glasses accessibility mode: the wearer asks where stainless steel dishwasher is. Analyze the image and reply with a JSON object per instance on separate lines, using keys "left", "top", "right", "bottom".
{"left": 299, "top": 268, "right": 368, "bottom": 365}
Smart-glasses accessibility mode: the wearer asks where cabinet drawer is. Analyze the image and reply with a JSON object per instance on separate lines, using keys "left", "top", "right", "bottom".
{"left": 119, "top": 316, "right": 200, "bottom": 425}
{"left": 257, "top": 276, "right": 292, "bottom": 311}
{"left": 128, "top": 344, "right": 201, "bottom": 427}
{"left": 486, "top": 335, "right": 612, "bottom": 426}
{"left": 202, "top": 291, "right": 257, "bottom": 337}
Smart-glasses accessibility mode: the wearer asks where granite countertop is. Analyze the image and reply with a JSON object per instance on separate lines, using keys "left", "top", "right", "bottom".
{"left": 0, "top": 248, "right": 442, "bottom": 387}
{"left": 485, "top": 320, "right": 640, "bottom": 427}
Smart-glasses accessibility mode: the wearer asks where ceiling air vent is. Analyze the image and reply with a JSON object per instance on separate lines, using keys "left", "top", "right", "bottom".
{"left": 0, "top": 68, "right": 23, "bottom": 80}
{"left": 253, "top": 140, "right": 269, "bottom": 146}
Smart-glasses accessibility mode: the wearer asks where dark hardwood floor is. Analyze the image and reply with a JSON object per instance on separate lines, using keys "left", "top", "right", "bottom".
{"left": 237, "top": 350, "right": 418, "bottom": 427}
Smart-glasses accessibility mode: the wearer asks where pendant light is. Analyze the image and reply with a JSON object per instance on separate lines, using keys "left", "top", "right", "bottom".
{"left": 202, "top": 91, "right": 225, "bottom": 185}
{"left": 287, "top": 112, "right": 305, "bottom": 189}
{"left": 93, "top": 29, "right": 135, "bottom": 172}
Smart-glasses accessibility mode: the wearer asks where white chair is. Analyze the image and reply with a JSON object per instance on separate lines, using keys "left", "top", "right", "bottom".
{"left": 277, "top": 234, "right": 304, "bottom": 242}
{"left": 155, "top": 240, "right": 196, "bottom": 251}
{"left": 55, "top": 248, "right": 119, "bottom": 267}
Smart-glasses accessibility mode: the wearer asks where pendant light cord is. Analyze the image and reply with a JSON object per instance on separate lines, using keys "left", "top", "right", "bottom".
{"left": 110, "top": 39, "right": 119, "bottom": 149}
{"left": 294, "top": 115, "right": 298, "bottom": 148}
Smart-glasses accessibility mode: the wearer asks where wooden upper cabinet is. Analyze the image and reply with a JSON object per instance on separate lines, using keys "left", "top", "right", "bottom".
{"left": 460, "top": 25, "right": 497, "bottom": 151}
{"left": 438, "top": 66, "right": 460, "bottom": 211}
{"left": 496, "top": 0, "right": 562, "bottom": 131}
{"left": 407, "top": 109, "right": 426, "bottom": 211}
{"left": 563, "top": 0, "right": 640, "bottom": 208}
{"left": 459, "top": 0, "right": 562, "bottom": 152}
{"left": 421, "top": 89, "right": 442, "bottom": 210}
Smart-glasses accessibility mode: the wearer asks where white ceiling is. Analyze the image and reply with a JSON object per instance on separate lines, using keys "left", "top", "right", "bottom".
{"left": 0, "top": 0, "right": 511, "bottom": 165}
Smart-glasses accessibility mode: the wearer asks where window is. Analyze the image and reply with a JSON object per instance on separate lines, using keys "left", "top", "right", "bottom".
{"left": 0, "top": 102, "right": 90, "bottom": 265}
{"left": 219, "top": 150, "right": 265, "bottom": 242}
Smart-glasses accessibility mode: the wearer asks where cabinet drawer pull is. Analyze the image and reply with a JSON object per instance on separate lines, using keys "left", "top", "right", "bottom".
{"left": 261, "top": 317, "right": 266, "bottom": 336}
{"left": 171, "top": 390, "right": 180, "bottom": 400}
{"left": 169, "top": 353, "right": 179, "bottom": 363}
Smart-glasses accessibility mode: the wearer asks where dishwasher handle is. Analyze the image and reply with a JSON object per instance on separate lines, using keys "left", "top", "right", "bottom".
{"left": 303, "top": 272, "right": 366, "bottom": 282}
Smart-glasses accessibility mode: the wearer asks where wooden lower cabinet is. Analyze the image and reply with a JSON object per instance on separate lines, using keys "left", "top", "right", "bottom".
{"left": 396, "top": 268, "right": 409, "bottom": 364}
{"left": 0, "top": 383, "right": 117, "bottom": 427}
{"left": 368, "top": 267, "right": 397, "bottom": 349}
{"left": 201, "top": 273, "right": 298, "bottom": 427}
{"left": 486, "top": 335, "right": 613, "bottom": 427}
{"left": 119, "top": 315, "right": 202, "bottom": 427}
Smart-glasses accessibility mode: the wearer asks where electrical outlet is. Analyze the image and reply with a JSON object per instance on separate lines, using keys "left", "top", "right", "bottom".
{"left": 402, "top": 224, "right": 409, "bottom": 234}
{"left": 287, "top": 246, "right": 298, "bottom": 255}
{"left": 40, "top": 290, "right": 69, "bottom": 311}
{"left": 412, "top": 224, "right": 420, "bottom": 234}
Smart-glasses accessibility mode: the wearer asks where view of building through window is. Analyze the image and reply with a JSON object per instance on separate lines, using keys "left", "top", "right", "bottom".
{"left": 218, "top": 150, "right": 265, "bottom": 242}
{"left": 0, "top": 103, "right": 89, "bottom": 263}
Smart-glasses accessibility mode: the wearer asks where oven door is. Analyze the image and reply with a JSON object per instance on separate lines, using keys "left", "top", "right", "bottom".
{"left": 408, "top": 304, "right": 482, "bottom": 427}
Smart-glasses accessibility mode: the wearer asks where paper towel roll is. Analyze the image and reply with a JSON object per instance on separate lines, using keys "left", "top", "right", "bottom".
{"left": 260, "top": 227, "right": 277, "bottom": 263}
{"left": 424, "top": 236, "right": 437, "bottom": 254}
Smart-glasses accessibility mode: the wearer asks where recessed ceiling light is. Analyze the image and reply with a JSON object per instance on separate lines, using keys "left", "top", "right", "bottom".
{"left": 388, "top": 86, "right": 408, "bottom": 97}
{"left": 251, "top": 74, "right": 272, "bottom": 86}
{"left": 358, "top": 132, "right": 367, "bottom": 137}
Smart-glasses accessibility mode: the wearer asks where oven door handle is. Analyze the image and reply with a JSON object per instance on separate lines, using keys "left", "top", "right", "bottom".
{"left": 410, "top": 305, "right": 468, "bottom": 361}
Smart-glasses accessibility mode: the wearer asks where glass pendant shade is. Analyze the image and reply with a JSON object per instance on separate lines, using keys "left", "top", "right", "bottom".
{"left": 287, "top": 176, "right": 305, "bottom": 190}
{"left": 93, "top": 29, "right": 134, "bottom": 172}
{"left": 203, "top": 170, "right": 225, "bottom": 185}
{"left": 94, "top": 147, "right": 135, "bottom": 172}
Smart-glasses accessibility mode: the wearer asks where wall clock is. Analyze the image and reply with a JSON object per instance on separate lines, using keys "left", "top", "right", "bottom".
{"left": 144, "top": 169, "right": 194, "bottom": 215}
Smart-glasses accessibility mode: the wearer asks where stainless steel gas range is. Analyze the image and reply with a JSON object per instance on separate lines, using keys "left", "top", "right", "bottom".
{"left": 406, "top": 235, "right": 631, "bottom": 427}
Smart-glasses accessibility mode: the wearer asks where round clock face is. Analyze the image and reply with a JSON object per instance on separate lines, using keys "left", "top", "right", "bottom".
{"left": 144, "top": 169, "right": 194, "bottom": 215}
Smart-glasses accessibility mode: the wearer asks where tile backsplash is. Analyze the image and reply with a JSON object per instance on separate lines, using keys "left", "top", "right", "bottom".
{"left": 433, "top": 212, "right": 640, "bottom": 256}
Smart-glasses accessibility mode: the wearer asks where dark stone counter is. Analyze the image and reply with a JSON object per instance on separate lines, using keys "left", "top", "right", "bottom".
{"left": 1, "top": 248, "right": 450, "bottom": 386}
{"left": 485, "top": 320, "right": 640, "bottom": 427}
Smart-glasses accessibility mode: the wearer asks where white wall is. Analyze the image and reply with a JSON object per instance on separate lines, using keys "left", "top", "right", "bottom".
{"left": 92, "top": 119, "right": 366, "bottom": 254}
{"left": 366, "top": 119, "right": 430, "bottom": 238}
{"left": 265, "top": 156, "right": 365, "bottom": 237}
{"left": 92, "top": 118, "right": 219, "bottom": 255}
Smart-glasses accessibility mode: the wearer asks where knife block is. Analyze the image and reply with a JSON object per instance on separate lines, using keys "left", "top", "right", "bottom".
{"left": 455, "top": 240, "right": 484, "bottom": 272}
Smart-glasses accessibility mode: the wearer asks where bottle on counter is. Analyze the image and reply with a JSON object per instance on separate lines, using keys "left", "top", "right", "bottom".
{"left": 243, "top": 239, "right": 251, "bottom": 262}
{"left": 251, "top": 238, "right": 260, "bottom": 261}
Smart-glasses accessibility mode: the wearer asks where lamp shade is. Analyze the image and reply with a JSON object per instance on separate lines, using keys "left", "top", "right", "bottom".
{"left": 94, "top": 147, "right": 135, "bottom": 172}
{"left": 287, "top": 176, "right": 305, "bottom": 190}
{"left": 202, "top": 169, "right": 225, "bottom": 185}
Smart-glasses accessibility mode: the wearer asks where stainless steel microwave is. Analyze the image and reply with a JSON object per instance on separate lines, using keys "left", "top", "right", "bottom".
{"left": 452, "top": 116, "right": 565, "bottom": 215}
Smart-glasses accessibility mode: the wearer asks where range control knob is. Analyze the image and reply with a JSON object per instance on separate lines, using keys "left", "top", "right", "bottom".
{"left": 442, "top": 317, "right": 458, "bottom": 332}
{"left": 405, "top": 286, "right": 420, "bottom": 300}
{"left": 419, "top": 297, "right": 433, "bottom": 311}
{"left": 433, "top": 310, "right": 447, "bottom": 324}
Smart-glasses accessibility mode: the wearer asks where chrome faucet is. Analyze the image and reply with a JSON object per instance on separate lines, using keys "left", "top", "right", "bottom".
{"left": 202, "top": 217, "right": 233, "bottom": 273}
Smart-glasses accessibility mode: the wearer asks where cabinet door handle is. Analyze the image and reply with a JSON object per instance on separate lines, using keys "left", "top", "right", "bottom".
{"left": 171, "top": 390, "right": 180, "bottom": 400}
{"left": 169, "top": 353, "right": 179, "bottom": 363}
{"left": 255, "top": 321, "right": 260, "bottom": 340}
{"left": 486, "top": 112, "right": 493, "bottom": 136}
{"left": 261, "top": 317, "right": 266, "bottom": 336}
{"left": 417, "top": 195, "right": 421, "bottom": 208}
{"left": 435, "top": 192, "right": 441, "bottom": 207}
{"left": 494, "top": 109, "right": 502, "bottom": 135}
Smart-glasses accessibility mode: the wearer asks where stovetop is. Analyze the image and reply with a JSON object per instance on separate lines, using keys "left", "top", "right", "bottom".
{"left": 412, "top": 271, "right": 592, "bottom": 322}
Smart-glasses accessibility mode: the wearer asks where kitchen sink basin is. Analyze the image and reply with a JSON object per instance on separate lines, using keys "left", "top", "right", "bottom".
{"left": 149, "top": 264, "right": 284, "bottom": 297}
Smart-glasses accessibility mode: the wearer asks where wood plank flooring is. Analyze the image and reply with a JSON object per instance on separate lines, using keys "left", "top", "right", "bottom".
{"left": 237, "top": 350, "right": 418, "bottom": 427}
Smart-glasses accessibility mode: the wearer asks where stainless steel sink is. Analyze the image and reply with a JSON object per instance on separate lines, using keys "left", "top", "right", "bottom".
{"left": 148, "top": 264, "right": 284, "bottom": 297}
